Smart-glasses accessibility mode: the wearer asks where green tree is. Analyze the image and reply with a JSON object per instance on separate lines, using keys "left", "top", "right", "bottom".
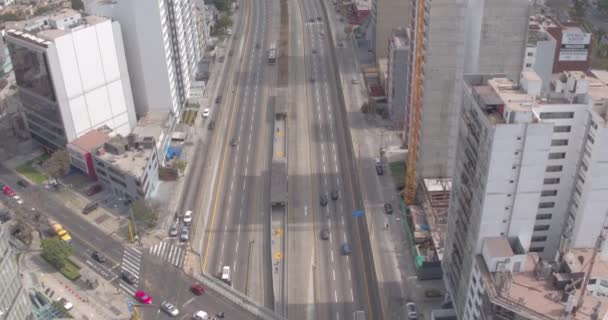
{"left": 132, "top": 199, "right": 160, "bottom": 228}
{"left": 41, "top": 237, "right": 73, "bottom": 269}
{"left": 45, "top": 150, "right": 71, "bottom": 182}
{"left": 173, "top": 159, "right": 187, "bottom": 172}
{"left": 71, "top": 0, "right": 84, "bottom": 10}
{"left": 217, "top": 14, "right": 233, "bottom": 30}
{"left": 213, "top": 0, "right": 231, "bottom": 12}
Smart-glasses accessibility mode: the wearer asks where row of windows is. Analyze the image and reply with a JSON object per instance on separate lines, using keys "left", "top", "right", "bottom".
{"left": 539, "top": 202, "right": 555, "bottom": 209}
{"left": 534, "top": 224, "right": 550, "bottom": 231}
{"left": 551, "top": 139, "right": 568, "bottom": 146}
{"left": 540, "top": 112, "right": 574, "bottom": 119}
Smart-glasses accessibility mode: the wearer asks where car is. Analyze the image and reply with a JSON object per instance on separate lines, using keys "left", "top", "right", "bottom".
{"left": 317, "top": 16, "right": 322, "bottom": 21}
{"left": 339, "top": 17, "right": 345, "bottom": 22}
{"left": 309, "top": 17, "right": 314, "bottom": 22}
{"left": 169, "top": 224, "right": 178, "bottom": 237}
{"left": 310, "top": 76, "right": 316, "bottom": 83}
{"left": 180, "top": 226, "right": 189, "bottom": 242}
{"left": 226, "top": 28, "right": 232, "bottom": 35}
{"left": 405, "top": 302, "right": 418, "bottom": 319}
{"left": 228, "top": 49, "right": 234, "bottom": 56}
{"left": 202, "top": 108, "right": 211, "bottom": 118}
{"left": 375, "top": 164, "right": 384, "bottom": 175}
{"left": 221, "top": 266, "right": 231, "bottom": 285}
{"left": 13, "top": 195, "right": 23, "bottom": 204}
{"left": 425, "top": 289, "right": 443, "bottom": 298}
{"left": 341, "top": 243, "right": 352, "bottom": 255}
{"left": 82, "top": 202, "right": 99, "bottom": 214}
{"left": 191, "top": 283, "right": 205, "bottom": 296}
{"left": 312, "top": 48, "right": 317, "bottom": 54}
{"left": 134, "top": 291, "right": 152, "bottom": 304}
{"left": 3, "top": 186, "right": 15, "bottom": 197}
{"left": 193, "top": 311, "right": 209, "bottom": 320}
{"left": 208, "top": 120, "right": 215, "bottom": 130}
{"left": 121, "top": 271, "right": 137, "bottom": 285}
{"left": 320, "top": 31, "right": 325, "bottom": 35}
{"left": 218, "top": 56, "right": 225, "bottom": 63}
{"left": 91, "top": 251, "right": 106, "bottom": 263}
{"left": 0, "top": 182, "right": 5, "bottom": 189}
{"left": 351, "top": 76, "right": 359, "bottom": 84}
{"left": 338, "top": 41, "right": 343, "bottom": 47}
{"left": 320, "top": 194, "right": 328, "bottom": 206}
{"left": 85, "top": 184, "right": 102, "bottom": 196}
{"left": 230, "top": 137, "right": 238, "bottom": 147}
{"left": 161, "top": 301, "right": 179, "bottom": 316}
{"left": 58, "top": 297, "right": 73, "bottom": 311}
{"left": 255, "top": 43, "right": 261, "bottom": 49}
{"left": 17, "top": 180, "right": 29, "bottom": 188}
{"left": 0, "top": 211, "right": 11, "bottom": 224}
{"left": 384, "top": 203, "right": 393, "bottom": 214}
{"left": 320, "top": 228, "right": 330, "bottom": 240}
{"left": 331, "top": 189, "right": 339, "bottom": 200}
{"left": 183, "top": 210, "right": 193, "bottom": 225}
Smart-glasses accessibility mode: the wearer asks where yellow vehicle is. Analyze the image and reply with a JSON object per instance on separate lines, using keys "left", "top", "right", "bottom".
{"left": 50, "top": 220, "right": 72, "bottom": 243}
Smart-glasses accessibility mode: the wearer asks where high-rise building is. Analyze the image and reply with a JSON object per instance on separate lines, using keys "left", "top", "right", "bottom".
{"left": 5, "top": 9, "right": 137, "bottom": 150}
{"left": 443, "top": 70, "right": 608, "bottom": 319}
{"left": 523, "top": 18, "right": 557, "bottom": 93}
{"left": 404, "top": 0, "right": 530, "bottom": 203}
{"left": 0, "top": 226, "right": 33, "bottom": 320}
{"left": 373, "top": 0, "right": 410, "bottom": 61}
{"left": 85, "top": 0, "right": 202, "bottom": 117}
{"left": 386, "top": 28, "right": 409, "bottom": 136}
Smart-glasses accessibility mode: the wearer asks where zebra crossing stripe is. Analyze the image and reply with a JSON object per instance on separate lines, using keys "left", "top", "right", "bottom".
{"left": 119, "top": 282, "right": 136, "bottom": 296}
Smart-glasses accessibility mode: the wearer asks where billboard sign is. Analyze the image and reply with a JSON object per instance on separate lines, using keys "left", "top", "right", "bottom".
{"left": 559, "top": 31, "right": 591, "bottom": 61}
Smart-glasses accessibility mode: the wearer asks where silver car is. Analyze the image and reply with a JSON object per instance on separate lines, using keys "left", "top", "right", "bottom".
{"left": 180, "top": 227, "right": 189, "bottom": 242}
{"left": 161, "top": 301, "right": 179, "bottom": 316}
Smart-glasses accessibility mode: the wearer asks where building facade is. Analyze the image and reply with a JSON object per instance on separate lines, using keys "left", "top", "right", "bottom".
{"left": 373, "top": 0, "right": 410, "bottom": 61}
{"left": 0, "top": 226, "right": 33, "bottom": 320}
{"left": 5, "top": 9, "right": 137, "bottom": 150}
{"left": 443, "top": 71, "right": 608, "bottom": 319}
{"left": 386, "top": 28, "right": 409, "bottom": 136}
{"left": 523, "top": 18, "right": 557, "bottom": 93}
{"left": 405, "top": 0, "right": 529, "bottom": 180}
{"left": 86, "top": 0, "right": 202, "bottom": 118}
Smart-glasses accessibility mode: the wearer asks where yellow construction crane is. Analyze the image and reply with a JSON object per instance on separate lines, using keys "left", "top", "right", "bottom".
{"left": 404, "top": 0, "right": 427, "bottom": 205}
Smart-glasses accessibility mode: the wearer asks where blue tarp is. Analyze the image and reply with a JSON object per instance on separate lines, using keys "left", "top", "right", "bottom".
{"left": 166, "top": 146, "right": 183, "bottom": 160}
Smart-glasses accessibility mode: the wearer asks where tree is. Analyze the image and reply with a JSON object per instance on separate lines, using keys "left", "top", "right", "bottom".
{"left": 213, "top": 0, "right": 231, "bottom": 12}
{"left": 45, "top": 150, "right": 71, "bottom": 181}
{"left": 217, "top": 14, "right": 233, "bottom": 30}
{"left": 598, "top": 0, "right": 608, "bottom": 11}
{"left": 173, "top": 160, "right": 187, "bottom": 172}
{"left": 41, "top": 237, "right": 73, "bottom": 269}
{"left": 71, "top": 0, "right": 84, "bottom": 10}
{"left": 131, "top": 199, "right": 161, "bottom": 228}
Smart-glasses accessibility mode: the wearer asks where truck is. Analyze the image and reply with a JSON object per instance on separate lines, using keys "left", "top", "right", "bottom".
{"left": 49, "top": 220, "right": 72, "bottom": 243}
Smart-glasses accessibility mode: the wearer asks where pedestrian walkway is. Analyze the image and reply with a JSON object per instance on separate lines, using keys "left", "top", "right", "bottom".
{"left": 149, "top": 240, "right": 187, "bottom": 268}
{"left": 119, "top": 246, "right": 143, "bottom": 296}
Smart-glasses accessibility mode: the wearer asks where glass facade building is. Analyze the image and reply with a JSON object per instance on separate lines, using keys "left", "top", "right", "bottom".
{"left": 0, "top": 227, "right": 33, "bottom": 320}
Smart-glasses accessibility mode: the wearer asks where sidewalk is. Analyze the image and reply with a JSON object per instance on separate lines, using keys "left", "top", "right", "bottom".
{"left": 20, "top": 235, "right": 129, "bottom": 320}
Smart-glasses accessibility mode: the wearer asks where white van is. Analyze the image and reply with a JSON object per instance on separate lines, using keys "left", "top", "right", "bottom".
{"left": 221, "top": 266, "right": 231, "bottom": 285}
{"left": 193, "top": 310, "right": 209, "bottom": 320}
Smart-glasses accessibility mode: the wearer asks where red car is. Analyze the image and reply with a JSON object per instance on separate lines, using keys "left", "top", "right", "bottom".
{"left": 190, "top": 283, "right": 205, "bottom": 296}
{"left": 134, "top": 291, "right": 152, "bottom": 304}
{"left": 3, "top": 186, "right": 15, "bottom": 197}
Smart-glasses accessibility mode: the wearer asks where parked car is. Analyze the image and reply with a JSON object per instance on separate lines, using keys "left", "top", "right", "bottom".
{"left": 312, "top": 48, "right": 317, "bottom": 54}
{"left": 425, "top": 289, "right": 443, "bottom": 298}
{"left": 17, "top": 180, "right": 29, "bottom": 188}
{"left": 320, "top": 228, "right": 330, "bottom": 240}
{"left": 121, "top": 271, "right": 137, "bottom": 285}
{"left": 193, "top": 311, "right": 209, "bottom": 320}
{"left": 405, "top": 302, "right": 418, "bottom": 319}
{"left": 255, "top": 43, "right": 261, "bottom": 49}
{"left": 0, "top": 211, "right": 11, "bottom": 224}
{"left": 134, "top": 291, "right": 152, "bottom": 304}
{"left": 3, "top": 186, "right": 15, "bottom": 197}
{"left": 375, "top": 164, "right": 384, "bottom": 175}
{"left": 91, "top": 251, "right": 106, "bottom": 263}
{"left": 86, "top": 184, "right": 102, "bottom": 196}
{"left": 191, "top": 283, "right": 205, "bottom": 296}
{"left": 161, "top": 301, "right": 179, "bottom": 316}
{"left": 230, "top": 137, "right": 238, "bottom": 147}
{"left": 320, "top": 194, "right": 328, "bottom": 206}
{"left": 180, "top": 226, "right": 189, "bottom": 242}
{"left": 341, "top": 243, "right": 352, "bottom": 255}
{"left": 331, "top": 189, "right": 339, "bottom": 200}
{"left": 208, "top": 120, "right": 216, "bottom": 130}
{"left": 203, "top": 108, "right": 211, "bottom": 117}
{"left": 183, "top": 210, "right": 193, "bottom": 225}
{"left": 169, "top": 224, "right": 178, "bottom": 237}
{"left": 228, "top": 49, "right": 234, "bottom": 56}
{"left": 351, "top": 76, "right": 359, "bottom": 84}
{"left": 82, "top": 202, "right": 99, "bottom": 215}
{"left": 218, "top": 56, "right": 225, "bottom": 63}
{"left": 226, "top": 28, "right": 232, "bottom": 35}
{"left": 317, "top": 16, "right": 322, "bottom": 21}
{"left": 309, "top": 17, "right": 314, "bottom": 22}
{"left": 384, "top": 203, "right": 393, "bottom": 214}
{"left": 13, "top": 195, "right": 23, "bottom": 204}
{"left": 0, "top": 182, "right": 5, "bottom": 189}
{"left": 57, "top": 297, "right": 73, "bottom": 311}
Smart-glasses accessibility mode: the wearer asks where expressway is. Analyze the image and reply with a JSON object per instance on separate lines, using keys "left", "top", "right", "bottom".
{"left": 285, "top": 0, "right": 372, "bottom": 318}
{"left": 197, "top": 0, "right": 275, "bottom": 305}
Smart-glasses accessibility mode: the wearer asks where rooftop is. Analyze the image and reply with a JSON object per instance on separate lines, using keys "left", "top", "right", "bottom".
{"left": 419, "top": 179, "right": 450, "bottom": 261}
{"left": 527, "top": 29, "right": 551, "bottom": 46}
{"left": 68, "top": 127, "right": 111, "bottom": 153}
{"left": 478, "top": 250, "right": 608, "bottom": 320}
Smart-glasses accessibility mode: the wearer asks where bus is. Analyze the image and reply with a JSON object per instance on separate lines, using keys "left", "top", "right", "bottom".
{"left": 268, "top": 42, "right": 277, "bottom": 64}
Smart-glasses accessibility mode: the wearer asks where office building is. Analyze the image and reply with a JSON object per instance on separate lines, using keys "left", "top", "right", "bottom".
{"left": 5, "top": 9, "right": 137, "bottom": 150}
{"left": 86, "top": 0, "right": 202, "bottom": 118}
{"left": 443, "top": 70, "right": 608, "bottom": 319}
{"left": 0, "top": 226, "right": 33, "bottom": 320}
{"left": 373, "top": 0, "right": 410, "bottom": 61}
{"left": 404, "top": 0, "right": 530, "bottom": 199}
{"left": 386, "top": 28, "right": 409, "bottom": 136}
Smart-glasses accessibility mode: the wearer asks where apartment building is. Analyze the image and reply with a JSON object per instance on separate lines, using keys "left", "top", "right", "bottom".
{"left": 405, "top": 0, "right": 529, "bottom": 180}
{"left": 386, "top": 28, "right": 409, "bottom": 135}
{"left": 0, "top": 226, "right": 33, "bottom": 320}
{"left": 443, "top": 70, "right": 608, "bottom": 319}
{"left": 85, "top": 0, "right": 202, "bottom": 117}
{"left": 4, "top": 9, "right": 137, "bottom": 150}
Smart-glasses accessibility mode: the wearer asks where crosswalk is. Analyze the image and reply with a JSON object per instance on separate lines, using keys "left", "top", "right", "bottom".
{"left": 149, "top": 241, "right": 186, "bottom": 268}
{"left": 119, "top": 246, "right": 142, "bottom": 296}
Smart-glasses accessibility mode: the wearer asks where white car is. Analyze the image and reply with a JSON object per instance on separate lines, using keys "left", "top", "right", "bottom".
{"left": 406, "top": 302, "right": 418, "bottom": 319}
{"left": 193, "top": 310, "right": 209, "bottom": 320}
{"left": 226, "top": 28, "right": 232, "bottom": 35}
{"left": 183, "top": 210, "right": 193, "bottom": 225}
{"left": 58, "top": 297, "right": 73, "bottom": 311}
{"left": 161, "top": 301, "right": 179, "bottom": 316}
{"left": 202, "top": 108, "right": 210, "bottom": 118}
{"left": 13, "top": 195, "right": 23, "bottom": 205}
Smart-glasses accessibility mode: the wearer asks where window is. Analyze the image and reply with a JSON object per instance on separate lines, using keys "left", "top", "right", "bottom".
{"left": 551, "top": 139, "right": 568, "bottom": 146}
{"left": 591, "top": 121, "right": 598, "bottom": 130}
{"left": 534, "top": 225, "right": 550, "bottom": 231}
{"left": 581, "top": 162, "right": 588, "bottom": 172}
{"left": 536, "top": 213, "right": 553, "bottom": 220}
{"left": 541, "top": 190, "right": 557, "bottom": 197}
{"left": 587, "top": 134, "right": 595, "bottom": 144}
{"left": 527, "top": 52, "right": 534, "bottom": 57}
{"left": 540, "top": 112, "right": 574, "bottom": 119}
{"left": 525, "top": 63, "right": 532, "bottom": 68}
{"left": 548, "top": 152, "right": 566, "bottom": 160}
{"left": 530, "top": 247, "right": 544, "bottom": 252}
{"left": 539, "top": 202, "right": 555, "bottom": 209}
{"left": 546, "top": 165, "right": 563, "bottom": 172}
{"left": 553, "top": 125, "right": 571, "bottom": 133}
{"left": 532, "top": 236, "right": 547, "bottom": 242}
{"left": 544, "top": 178, "right": 560, "bottom": 184}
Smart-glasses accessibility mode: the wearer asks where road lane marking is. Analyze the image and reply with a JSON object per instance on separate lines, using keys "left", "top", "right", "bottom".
{"left": 334, "top": 290, "right": 338, "bottom": 303}
{"left": 183, "top": 297, "right": 196, "bottom": 306}
{"left": 331, "top": 250, "right": 334, "bottom": 262}
{"left": 348, "top": 269, "right": 351, "bottom": 281}
{"left": 351, "top": 289, "right": 354, "bottom": 301}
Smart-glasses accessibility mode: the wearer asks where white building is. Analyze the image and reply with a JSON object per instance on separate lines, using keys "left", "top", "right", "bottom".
{"left": 5, "top": 9, "right": 137, "bottom": 150}
{"left": 443, "top": 70, "right": 608, "bottom": 319}
{"left": 524, "top": 23, "right": 556, "bottom": 93}
{"left": 386, "top": 28, "right": 409, "bottom": 136}
{"left": 85, "top": 0, "right": 202, "bottom": 118}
